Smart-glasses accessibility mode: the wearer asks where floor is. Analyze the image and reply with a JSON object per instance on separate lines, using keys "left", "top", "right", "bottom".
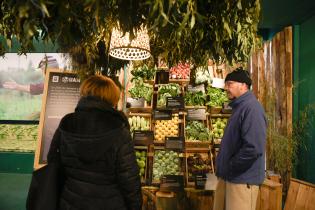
{"left": 0, "top": 172, "right": 217, "bottom": 210}
{"left": 0, "top": 173, "right": 32, "bottom": 210}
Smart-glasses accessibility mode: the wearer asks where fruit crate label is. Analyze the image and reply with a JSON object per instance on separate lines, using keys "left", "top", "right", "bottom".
{"left": 166, "top": 97, "right": 185, "bottom": 109}
{"left": 153, "top": 109, "right": 172, "bottom": 120}
{"left": 133, "top": 131, "right": 154, "bottom": 146}
{"left": 165, "top": 136, "right": 184, "bottom": 150}
{"left": 187, "top": 84, "right": 205, "bottom": 93}
{"left": 155, "top": 70, "right": 169, "bottom": 84}
{"left": 194, "top": 174, "right": 207, "bottom": 189}
{"left": 160, "top": 175, "right": 184, "bottom": 192}
{"left": 127, "top": 97, "right": 145, "bottom": 108}
{"left": 187, "top": 109, "right": 207, "bottom": 120}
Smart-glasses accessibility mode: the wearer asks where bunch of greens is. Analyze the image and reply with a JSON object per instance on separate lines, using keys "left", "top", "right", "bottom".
{"left": 206, "top": 87, "right": 229, "bottom": 107}
{"left": 131, "top": 65, "right": 156, "bottom": 81}
{"left": 128, "top": 78, "right": 153, "bottom": 103}
{"left": 194, "top": 66, "right": 212, "bottom": 85}
{"left": 185, "top": 121, "right": 211, "bottom": 142}
{"left": 184, "top": 91, "right": 207, "bottom": 106}
{"left": 157, "top": 83, "right": 181, "bottom": 106}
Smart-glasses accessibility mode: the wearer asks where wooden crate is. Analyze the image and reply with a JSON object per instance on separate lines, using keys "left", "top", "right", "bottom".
{"left": 151, "top": 148, "right": 185, "bottom": 185}
{"left": 153, "top": 112, "right": 183, "bottom": 144}
{"left": 184, "top": 112, "right": 212, "bottom": 146}
{"left": 256, "top": 179, "right": 282, "bottom": 210}
{"left": 284, "top": 178, "right": 315, "bottom": 210}
{"left": 185, "top": 188, "right": 214, "bottom": 210}
{"left": 185, "top": 152, "right": 214, "bottom": 187}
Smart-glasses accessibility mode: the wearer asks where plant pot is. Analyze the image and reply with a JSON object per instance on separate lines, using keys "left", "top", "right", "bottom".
{"left": 127, "top": 97, "right": 145, "bottom": 108}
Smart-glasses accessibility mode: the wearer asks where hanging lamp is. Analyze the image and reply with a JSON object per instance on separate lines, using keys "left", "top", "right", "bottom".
{"left": 109, "top": 25, "right": 151, "bottom": 61}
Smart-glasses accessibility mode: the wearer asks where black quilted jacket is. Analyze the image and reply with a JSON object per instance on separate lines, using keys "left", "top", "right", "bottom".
{"left": 47, "top": 96, "right": 142, "bottom": 210}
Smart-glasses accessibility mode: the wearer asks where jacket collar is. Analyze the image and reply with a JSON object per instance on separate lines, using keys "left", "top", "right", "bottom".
{"left": 75, "top": 96, "right": 129, "bottom": 127}
{"left": 76, "top": 96, "right": 114, "bottom": 113}
{"left": 229, "top": 91, "right": 253, "bottom": 108}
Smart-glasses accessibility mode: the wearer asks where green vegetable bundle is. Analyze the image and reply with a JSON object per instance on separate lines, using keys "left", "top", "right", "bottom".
{"left": 184, "top": 91, "right": 206, "bottom": 106}
{"left": 185, "top": 121, "right": 211, "bottom": 142}
{"left": 206, "top": 87, "right": 229, "bottom": 107}
{"left": 128, "top": 78, "right": 153, "bottom": 103}
{"left": 195, "top": 66, "right": 212, "bottom": 85}
{"left": 157, "top": 83, "right": 181, "bottom": 106}
{"left": 131, "top": 65, "right": 156, "bottom": 81}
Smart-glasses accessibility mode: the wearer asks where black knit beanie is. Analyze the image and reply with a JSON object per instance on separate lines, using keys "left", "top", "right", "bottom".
{"left": 225, "top": 68, "right": 252, "bottom": 87}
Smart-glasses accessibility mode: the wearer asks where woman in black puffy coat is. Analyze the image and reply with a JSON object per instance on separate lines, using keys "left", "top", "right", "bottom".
{"left": 47, "top": 75, "right": 142, "bottom": 210}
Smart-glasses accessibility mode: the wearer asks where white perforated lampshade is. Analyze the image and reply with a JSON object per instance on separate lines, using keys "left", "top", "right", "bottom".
{"left": 109, "top": 25, "right": 151, "bottom": 61}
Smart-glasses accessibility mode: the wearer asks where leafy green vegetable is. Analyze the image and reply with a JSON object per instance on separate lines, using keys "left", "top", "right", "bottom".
{"left": 184, "top": 91, "right": 206, "bottom": 106}
{"left": 194, "top": 66, "right": 212, "bottom": 85}
{"left": 185, "top": 121, "right": 211, "bottom": 142}
{"left": 131, "top": 64, "right": 156, "bottom": 81}
{"left": 206, "top": 87, "right": 229, "bottom": 107}
{"left": 128, "top": 78, "right": 153, "bottom": 103}
{"left": 157, "top": 83, "right": 181, "bottom": 106}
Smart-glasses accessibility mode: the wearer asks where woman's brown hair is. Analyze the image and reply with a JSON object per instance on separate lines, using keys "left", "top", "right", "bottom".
{"left": 80, "top": 75, "right": 121, "bottom": 106}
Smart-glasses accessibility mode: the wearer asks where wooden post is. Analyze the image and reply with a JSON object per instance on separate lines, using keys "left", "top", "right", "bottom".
{"left": 256, "top": 179, "right": 283, "bottom": 210}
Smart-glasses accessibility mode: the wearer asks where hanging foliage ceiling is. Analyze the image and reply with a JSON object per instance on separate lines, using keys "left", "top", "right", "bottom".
{"left": 0, "top": 0, "right": 261, "bottom": 73}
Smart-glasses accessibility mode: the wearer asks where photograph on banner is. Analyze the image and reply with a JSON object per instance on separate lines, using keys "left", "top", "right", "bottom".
{"left": 0, "top": 53, "right": 70, "bottom": 120}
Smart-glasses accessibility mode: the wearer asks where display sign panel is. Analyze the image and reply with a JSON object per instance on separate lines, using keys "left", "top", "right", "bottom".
{"left": 187, "top": 109, "right": 207, "bottom": 120}
{"left": 166, "top": 97, "right": 185, "bottom": 109}
{"left": 153, "top": 109, "right": 172, "bottom": 120}
{"left": 133, "top": 130, "right": 154, "bottom": 146}
{"left": 165, "top": 136, "right": 184, "bottom": 151}
{"left": 160, "top": 175, "right": 184, "bottom": 192}
{"left": 155, "top": 70, "right": 169, "bottom": 84}
{"left": 187, "top": 84, "right": 205, "bottom": 93}
{"left": 35, "top": 69, "right": 80, "bottom": 169}
{"left": 195, "top": 174, "right": 207, "bottom": 189}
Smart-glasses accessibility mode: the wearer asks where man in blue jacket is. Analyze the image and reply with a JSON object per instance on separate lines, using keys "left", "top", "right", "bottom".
{"left": 213, "top": 68, "right": 267, "bottom": 210}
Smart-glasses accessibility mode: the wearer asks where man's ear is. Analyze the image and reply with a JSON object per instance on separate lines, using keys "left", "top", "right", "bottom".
{"left": 242, "top": 83, "right": 249, "bottom": 90}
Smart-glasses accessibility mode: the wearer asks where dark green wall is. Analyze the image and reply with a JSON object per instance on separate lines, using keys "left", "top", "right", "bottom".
{"left": 294, "top": 15, "right": 315, "bottom": 184}
{"left": 0, "top": 152, "right": 34, "bottom": 173}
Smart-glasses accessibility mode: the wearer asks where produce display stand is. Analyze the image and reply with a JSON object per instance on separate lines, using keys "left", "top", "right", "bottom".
{"left": 126, "top": 65, "right": 232, "bottom": 209}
